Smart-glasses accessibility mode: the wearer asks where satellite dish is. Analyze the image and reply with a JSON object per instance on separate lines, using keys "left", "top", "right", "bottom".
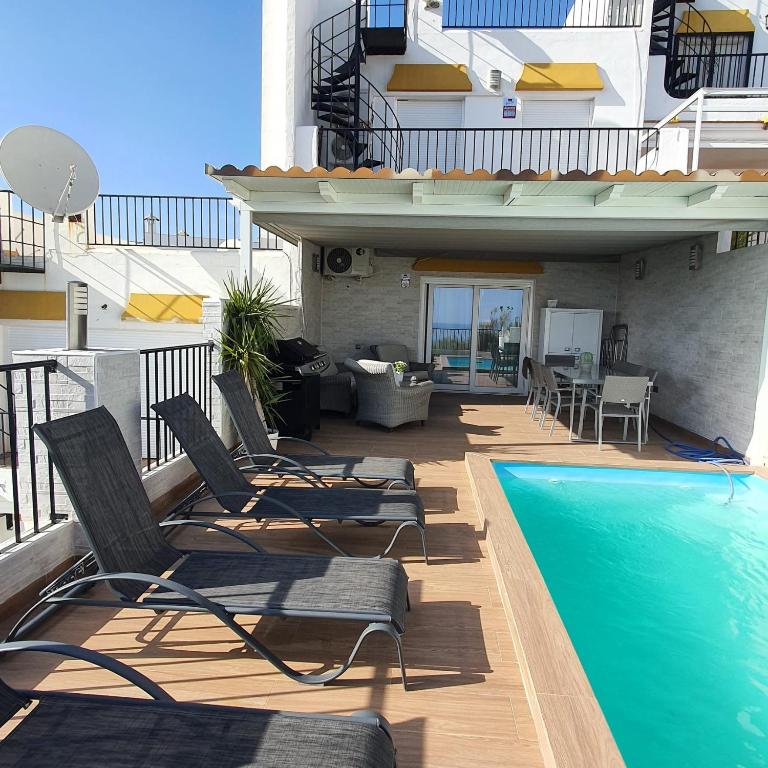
{"left": 0, "top": 125, "right": 99, "bottom": 220}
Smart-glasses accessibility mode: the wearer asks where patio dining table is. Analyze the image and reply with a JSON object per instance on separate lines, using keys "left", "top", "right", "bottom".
{"left": 551, "top": 364, "right": 652, "bottom": 443}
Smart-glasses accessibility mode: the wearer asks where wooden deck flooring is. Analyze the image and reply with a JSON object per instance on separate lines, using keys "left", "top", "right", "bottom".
{"left": 0, "top": 393, "right": 696, "bottom": 767}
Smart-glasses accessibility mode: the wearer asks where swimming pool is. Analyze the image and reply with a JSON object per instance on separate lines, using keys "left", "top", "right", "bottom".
{"left": 494, "top": 462, "right": 768, "bottom": 768}
{"left": 443, "top": 356, "right": 492, "bottom": 371}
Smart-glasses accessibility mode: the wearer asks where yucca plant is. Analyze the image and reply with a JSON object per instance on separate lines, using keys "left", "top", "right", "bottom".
{"left": 220, "top": 274, "right": 288, "bottom": 424}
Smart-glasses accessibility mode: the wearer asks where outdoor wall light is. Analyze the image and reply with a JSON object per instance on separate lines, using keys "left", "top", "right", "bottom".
{"left": 634, "top": 258, "right": 645, "bottom": 280}
{"left": 689, "top": 243, "right": 703, "bottom": 271}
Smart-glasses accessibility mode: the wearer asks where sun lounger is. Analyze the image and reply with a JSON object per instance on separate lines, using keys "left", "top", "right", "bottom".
{"left": 8, "top": 407, "right": 410, "bottom": 688}
{"left": 153, "top": 393, "right": 428, "bottom": 562}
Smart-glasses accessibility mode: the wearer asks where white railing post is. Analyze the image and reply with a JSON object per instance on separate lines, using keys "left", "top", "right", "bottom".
{"left": 692, "top": 91, "right": 704, "bottom": 171}
{"left": 239, "top": 206, "right": 253, "bottom": 281}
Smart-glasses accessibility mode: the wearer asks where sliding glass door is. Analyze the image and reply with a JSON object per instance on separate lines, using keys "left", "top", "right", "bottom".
{"left": 425, "top": 281, "right": 530, "bottom": 393}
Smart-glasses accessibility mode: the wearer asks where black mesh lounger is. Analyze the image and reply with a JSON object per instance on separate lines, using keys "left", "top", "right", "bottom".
{"left": 152, "top": 393, "right": 428, "bottom": 563}
{"left": 0, "top": 641, "right": 396, "bottom": 767}
{"left": 213, "top": 369, "right": 415, "bottom": 489}
{"left": 9, "top": 408, "right": 410, "bottom": 689}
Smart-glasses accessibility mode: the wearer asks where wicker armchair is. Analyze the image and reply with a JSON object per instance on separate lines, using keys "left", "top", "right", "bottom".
{"left": 319, "top": 362, "right": 355, "bottom": 415}
{"left": 370, "top": 343, "right": 434, "bottom": 382}
{"left": 345, "top": 358, "right": 434, "bottom": 430}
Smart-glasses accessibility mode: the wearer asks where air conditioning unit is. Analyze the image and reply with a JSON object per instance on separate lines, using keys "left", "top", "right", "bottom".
{"left": 323, "top": 247, "right": 375, "bottom": 278}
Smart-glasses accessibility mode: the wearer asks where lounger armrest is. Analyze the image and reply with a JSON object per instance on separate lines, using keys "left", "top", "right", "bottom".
{"left": 0, "top": 641, "right": 173, "bottom": 702}
{"left": 159, "top": 520, "right": 265, "bottom": 552}
{"left": 236, "top": 454, "right": 328, "bottom": 486}
{"left": 274, "top": 436, "right": 330, "bottom": 455}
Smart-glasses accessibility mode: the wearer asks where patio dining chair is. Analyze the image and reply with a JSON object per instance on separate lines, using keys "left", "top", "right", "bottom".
{"left": 579, "top": 375, "right": 649, "bottom": 451}
{"left": 213, "top": 369, "right": 415, "bottom": 489}
{"left": 11, "top": 407, "right": 411, "bottom": 689}
{"left": 611, "top": 361, "right": 658, "bottom": 442}
{"left": 528, "top": 360, "right": 547, "bottom": 420}
{"left": 153, "top": 394, "right": 428, "bottom": 562}
{"left": 538, "top": 364, "right": 576, "bottom": 436}
{"left": 0, "top": 641, "right": 397, "bottom": 767}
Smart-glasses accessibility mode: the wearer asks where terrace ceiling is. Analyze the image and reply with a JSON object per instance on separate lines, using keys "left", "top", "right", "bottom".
{"left": 207, "top": 166, "right": 768, "bottom": 259}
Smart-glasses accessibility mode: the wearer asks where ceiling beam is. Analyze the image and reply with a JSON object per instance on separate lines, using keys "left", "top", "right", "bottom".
{"left": 318, "top": 181, "right": 339, "bottom": 203}
{"left": 503, "top": 183, "right": 525, "bottom": 206}
{"left": 222, "top": 179, "right": 251, "bottom": 201}
{"left": 687, "top": 184, "right": 729, "bottom": 207}
{"left": 594, "top": 184, "right": 625, "bottom": 206}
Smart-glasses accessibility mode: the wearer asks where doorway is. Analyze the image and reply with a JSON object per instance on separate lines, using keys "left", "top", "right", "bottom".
{"left": 421, "top": 278, "right": 533, "bottom": 393}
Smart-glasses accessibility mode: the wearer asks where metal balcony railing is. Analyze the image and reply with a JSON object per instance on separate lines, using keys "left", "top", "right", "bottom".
{"left": 442, "top": 0, "right": 644, "bottom": 28}
{"left": 670, "top": 52, "right": 768, "bottom": 90}
{"left": 84, "top": 195, "right": 283, "bottom": 250}
{"left": 0, "top": 360, "right": 60, "bottom": 552}
{"left": 319, "top": 127, "right": 661, "bottom": 174}
{"left": 140, "top": 341, "right": 214, "bottom": 472}
{"left": 0, "top": 190, "right": 46, "bottom": 273}
{"left": 731, "top": 231, "right": 768, "bottom": 250}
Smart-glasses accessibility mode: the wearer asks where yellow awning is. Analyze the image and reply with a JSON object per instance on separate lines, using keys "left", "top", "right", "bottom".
{"left": 387, "top": 64, "right": 472, "bottom": 92}
{"left": 122, "top": 293, "right": 205, "bottom": 323}
{"left": 516, "top": 63, "right": 603, "bottom": 91}
{"left": 678, "top": 9, "right": 754, "bottom": 33}
{"left": 413, "top": 257, "right": 543, "bottom": 274}
{"left": 0, "top": 291, "right": 65, "bottom": 320}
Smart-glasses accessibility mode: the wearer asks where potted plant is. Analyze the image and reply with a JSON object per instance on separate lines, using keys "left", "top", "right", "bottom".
{"left": 393, "top": 360, "right": 408, "bottom": 385}
{"left": 220, "top": 274, "right": 288, "bottom": 428}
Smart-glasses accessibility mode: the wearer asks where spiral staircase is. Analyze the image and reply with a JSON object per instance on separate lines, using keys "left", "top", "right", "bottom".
{"left": 311, "top": 1, "right": 407, "bottom": 171}
{"left": 650, "top": 0, "right": 723, "bottom": 98}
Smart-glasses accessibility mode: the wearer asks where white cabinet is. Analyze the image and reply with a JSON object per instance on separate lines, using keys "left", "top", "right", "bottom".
{"left": 539, "top": 308, "right": 603, "bottom": 360}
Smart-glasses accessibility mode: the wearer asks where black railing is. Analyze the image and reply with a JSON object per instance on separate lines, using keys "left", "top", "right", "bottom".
{"left": 311, "top": 3, "right": 404, "bottom": 171}
{"left": 671, "top": 52, "right": 768, "bottom": 90}
{"left": 319, "top": 127, "right": 660, "bottom": 174}
{"left": 0, "top": 190, "right": 46, "bottom": 273}
{"left": 140, "top": 341, "right": 214, "bottom": 471}
{"left": 430, "top": 327, "right": 509, "bottom": 354}
{"left": 0, "top": 360, "right": 59, "bottom": 551}
{"left": 732, "top": 231, "right": 768, "bottom": 250}
{"left": 367, "top": 0, "right": 407, "bottom": 27}
{"left": 84, "top": 195, "right": 283, "bottom": 250}
{"left": 442, "top": 0, "right": 644, "bottom": 28}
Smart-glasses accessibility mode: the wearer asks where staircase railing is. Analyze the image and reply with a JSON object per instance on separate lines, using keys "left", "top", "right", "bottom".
{"left": 311, "top": 1, "right": 404, "bottom": 171}
{"left": 665, "top": 6, "right": 717, "bottom": 97}
{"left": 652, "top": 86, "right": 768, "bottom": 169}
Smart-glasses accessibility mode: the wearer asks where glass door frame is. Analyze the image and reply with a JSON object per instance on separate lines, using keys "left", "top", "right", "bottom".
{"left": 418, "top": 277, "right": 535, "bottom": 394}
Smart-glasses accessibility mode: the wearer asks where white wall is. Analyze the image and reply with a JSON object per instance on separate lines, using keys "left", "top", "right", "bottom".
{"left": 263, "top": 0, "right": 654, "bottom": 170}
{"left": 261, "top": 0, "right": 351, "bottom": 168}
{"left": 617, "top": 234, "right": 768, "bottom": 456}
{"left": 365, "top": 4, "right": 652, "bottom": 129}
{"left": 0, "top": 219, "right": 302, "bottom": 364}
{"left": 319, "top": 255, "right": 619, "bottom": 362}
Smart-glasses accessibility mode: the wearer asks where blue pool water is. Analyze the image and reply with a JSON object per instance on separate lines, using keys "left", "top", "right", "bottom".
{"left": 444, "top": 355, "right": 492, "bottom": 370}
{"left": 494, "top": 462, "right": 768, "bottom": 768}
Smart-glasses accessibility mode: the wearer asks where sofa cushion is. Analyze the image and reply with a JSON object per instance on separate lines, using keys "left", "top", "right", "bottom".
{"left": 372, "top": 343, "right": 410, "bottom": 365}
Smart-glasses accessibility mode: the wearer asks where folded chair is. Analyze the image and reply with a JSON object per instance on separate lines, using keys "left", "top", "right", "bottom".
{"left": 214, "top": 369, "right": 415, "bottom": 489}
{"left": 153, "top": 393, "right": 428, "bottom": 562}
{"left": 0, "top": 641, "right": 396, "bottom": 766}
{"left": 9, "top": 407, "right": 410, "bottom": 689}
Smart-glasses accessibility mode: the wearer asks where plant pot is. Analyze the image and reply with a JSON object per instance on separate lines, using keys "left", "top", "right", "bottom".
{"left": 394, "top": 371, "right": 404, "bottom": 385}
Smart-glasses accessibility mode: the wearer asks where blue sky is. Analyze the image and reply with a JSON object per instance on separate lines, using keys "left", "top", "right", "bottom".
{"left": 1, "top": 0, "right": 261, "bottom": 196}
{"left": 433, "top": 287, "right": 524, "bottom": 327}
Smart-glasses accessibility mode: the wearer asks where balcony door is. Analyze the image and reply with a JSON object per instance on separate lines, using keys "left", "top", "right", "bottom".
{"left": 423, "top": 279, "right": 533, "bottom": 394}
{"left": 397, "top": 99, "right": 464, "bottom": 172}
